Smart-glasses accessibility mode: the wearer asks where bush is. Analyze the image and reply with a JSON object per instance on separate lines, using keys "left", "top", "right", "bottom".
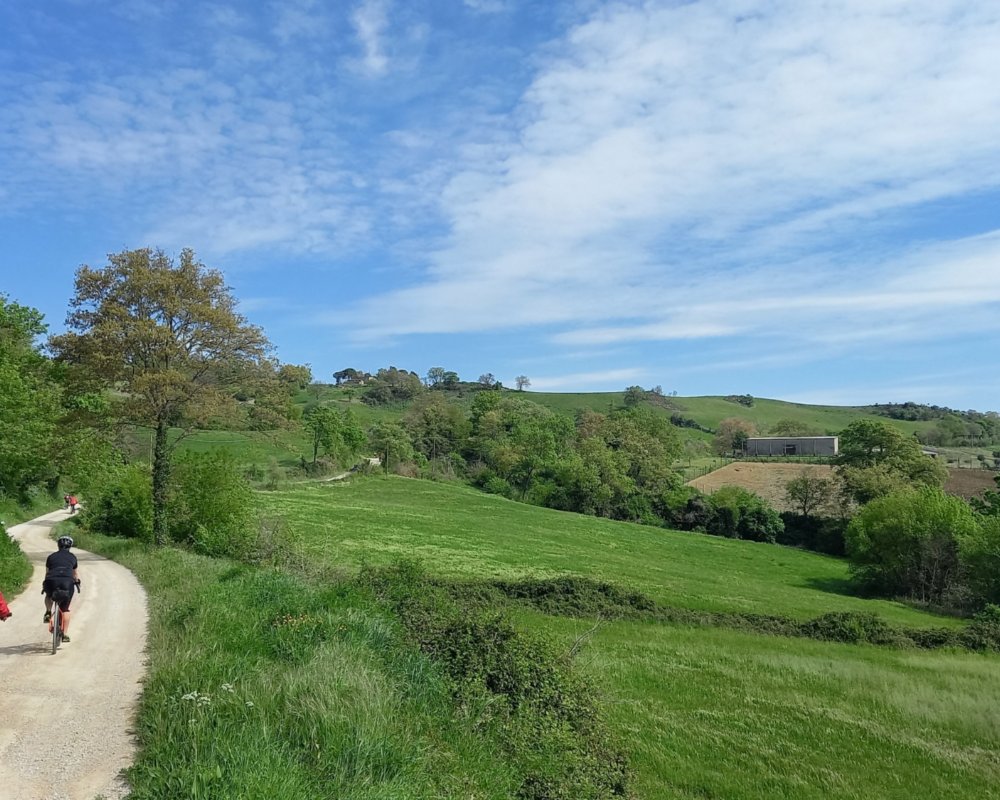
{"left": 86, "top": 463, "right": 154, "bottom": 541}
{"left": 961, "top": 604, "right": 1000, "bottom": 651}
{"left": 704, "top": 486, "right": 783, "bottom": 543}
{"left": 778, "top": 513, "right": 848, "bottom": 555}
{"left": 169, "top": 451, "right": 256, "bottom": 558}
{"left": 0, "top": 519, "right": 32, "bottom": 595}
{"left": 846, "top": 488, "right": 979, "bottom": 603}
{"left": 359, "top": 562, "right": 630, "bottom": 799}
{"left": 798, "top": 612, "right": 907, "bottom": 646}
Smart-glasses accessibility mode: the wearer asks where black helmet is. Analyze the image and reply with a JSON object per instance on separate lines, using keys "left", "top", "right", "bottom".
{"left": 57, "top": 535, "right": 74, "bottom": 550}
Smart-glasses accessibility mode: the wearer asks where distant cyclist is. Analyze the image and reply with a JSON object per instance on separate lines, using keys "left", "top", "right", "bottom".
{"left": 42, "top": 535, "right": 80, "bottom": 642}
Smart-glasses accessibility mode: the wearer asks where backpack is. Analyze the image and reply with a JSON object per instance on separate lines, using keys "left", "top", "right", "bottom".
{"left": 0, "top": 590, "right": 11, "bottom": 621}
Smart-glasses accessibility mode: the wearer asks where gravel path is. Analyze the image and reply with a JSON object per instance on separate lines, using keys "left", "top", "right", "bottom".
{"left": 0, "top": 511, "right": 148, "bottom": 800}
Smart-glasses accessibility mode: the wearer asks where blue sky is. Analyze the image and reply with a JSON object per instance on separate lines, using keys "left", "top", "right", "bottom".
{"left": 2, "top": 1, "right": 999, "bottom": 409}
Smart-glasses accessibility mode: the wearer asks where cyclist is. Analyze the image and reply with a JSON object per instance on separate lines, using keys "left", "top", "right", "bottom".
{"left": 42, "top": 535, "right": 80, "bottom": 642}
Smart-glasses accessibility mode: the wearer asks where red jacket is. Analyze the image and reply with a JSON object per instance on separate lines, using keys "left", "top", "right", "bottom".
{"left": 0, "top": 590, "right": 11, "bottom": 621}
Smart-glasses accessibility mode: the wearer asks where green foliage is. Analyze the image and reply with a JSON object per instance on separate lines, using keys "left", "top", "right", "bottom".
{"left": 970, "top": 473, "right": 1000, "bottom": 516}
{"left": 711, "top": 487, "right": 783, "bottom": 542}
{"left": 360, "top": 562, "right": 629, "bottom": 799}
{"left": 87, "top": 463, "right": 155, "bottom": 541}
{"left": 404, "top": 393, "right": 469, "bottom": 462}
{"left": 846, "top": 488, "right": 979, "bottom": 604}
{"left": 362, "top": 366, "right": 424, "bottom": 406}
{"left": 169, "top": 451, "right": 256, "bottom": 558}
{"left": 959, "top": 515, "right": 1000, "bottom": 607}
{"left": 769, "top": 418, "right": 823, "bottom": 436}
{"left": 0, "top": 295, "right": 61, "bottom": 496}
{"left": 368, "top": 420, "right": 415, "bottom": 475}
{"left": 0, "top": 520, "right": 32, "bottom": 596}
{"left": 837, "top": 419, "right": 947, "bottom": 505}
{"left": 777, "top": 513, "right": 848, "bottom": 555}
{"left": 784, "top": 471, "right": 835, "bottom": 516}
{"left": 49, "top": 247, "right": 277, "bottom": 545}
{"left": 622, "top": 386, "right": 645, "bottom": 407}
{"left": 302, "top": 406, "right": 365, "bottom": 468}
{"left": 276, "top": 363, "right": 312, "bottom": 390}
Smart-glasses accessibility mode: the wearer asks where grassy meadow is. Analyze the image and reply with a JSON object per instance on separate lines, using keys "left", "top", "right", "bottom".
{"left": 259, "top": 477, "right": 959, "bottom": 628}
{"left": 256, "top": 476, "right": 1000, "bottom": 798}
{"left": 532, "top": 613, "right": 1000, "bottom": 799}
{"left": 73, "top": 533, "right": 528, "bottom": 800}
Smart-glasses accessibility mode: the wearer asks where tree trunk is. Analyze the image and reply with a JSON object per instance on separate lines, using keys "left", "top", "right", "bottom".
{"left": 152, "top": 418, "right": 170, "bottom": 546}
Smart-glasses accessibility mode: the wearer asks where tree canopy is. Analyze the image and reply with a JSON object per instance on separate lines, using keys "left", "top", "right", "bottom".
{"left": 49, "top": 247, "right": 276, "bottom": 543}
{"left": 0, "top": 296, "right": 61, "bottom": 496}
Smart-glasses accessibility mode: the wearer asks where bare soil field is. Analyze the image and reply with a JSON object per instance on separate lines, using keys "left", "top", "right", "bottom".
{"left": 944, "top": 467, "right": 997, "bottom": 499}
{"left": 686, "top": 462, "right": 835, "bottom": 512}
{"left": 688, "top": 461, "right": 998, "bottom": 509}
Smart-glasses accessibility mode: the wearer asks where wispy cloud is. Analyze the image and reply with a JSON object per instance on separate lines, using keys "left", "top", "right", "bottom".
{"left": 526, "top": 367, "right": 646, "bottom": 392}
{"left": 343, "top": 1, "right": 1000, "bottom": 361}
{"left": 351, "top": 0, "right": 390, "bottom": 77}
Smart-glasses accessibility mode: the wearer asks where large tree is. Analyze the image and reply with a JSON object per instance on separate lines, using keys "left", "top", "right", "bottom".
{"left": 0, "top": 295, "right": 61, "bottom": 495}
{"left": 836, "top": 418, "right": 946, "bottom": 505}
{"left": 49, "top": 248, "right": 274, "bottom": 544}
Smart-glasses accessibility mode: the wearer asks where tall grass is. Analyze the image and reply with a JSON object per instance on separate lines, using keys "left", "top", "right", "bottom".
{"left": 531, "top": 614, "right": 1000, "bottom": 800}
{"left": 77, "top": 532, "right": 625, "bottom": 799}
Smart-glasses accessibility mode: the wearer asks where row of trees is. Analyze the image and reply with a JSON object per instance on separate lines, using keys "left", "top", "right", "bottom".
{"left": 355, "top": 367, "right": 532, "bottom": 406}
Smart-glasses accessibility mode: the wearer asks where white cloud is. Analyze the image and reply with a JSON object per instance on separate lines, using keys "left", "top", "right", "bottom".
{"left": 526, "top": 367, "right": 646, "bottom": 392}
{"left": 345, "top": 0, "right": 1000, "bottom": 358}
{"left": 351, "top": 0, "right": 390, "bottom": 77}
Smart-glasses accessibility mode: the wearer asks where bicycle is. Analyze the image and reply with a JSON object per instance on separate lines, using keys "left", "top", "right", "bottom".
{"left": 48, "top": 582, "right": 80, "bottom": 654}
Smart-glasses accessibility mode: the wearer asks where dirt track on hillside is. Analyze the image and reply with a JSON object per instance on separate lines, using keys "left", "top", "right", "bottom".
{"left": 0, "top": 511, "right": 147, "bottom": 800}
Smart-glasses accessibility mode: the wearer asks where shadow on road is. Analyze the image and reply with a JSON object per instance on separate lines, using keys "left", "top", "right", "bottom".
{"left": 0, "top": 641, "right": 52, "bottom": 657}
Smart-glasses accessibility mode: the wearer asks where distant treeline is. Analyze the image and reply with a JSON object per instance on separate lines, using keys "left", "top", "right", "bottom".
{"left": 866, "top": 402, "right": 1000, "bottom": 446}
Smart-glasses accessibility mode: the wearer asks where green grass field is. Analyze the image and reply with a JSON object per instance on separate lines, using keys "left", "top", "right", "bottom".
{"left": 259, "top": 477, "right": 959, "bottom": 628}
{"left": 255, "top": 476, "right": 999, "bottom": 798}
{"left": 525, "top": 391, "right": 938, "bottom": 439}
{"left": 531, "top": 613, "right": 1000, "bottom": 799}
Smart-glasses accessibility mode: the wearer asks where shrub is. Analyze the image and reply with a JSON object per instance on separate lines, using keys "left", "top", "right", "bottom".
{"left": 846, "top": 488, "right": 979, "bottom": 603}
{"left": 705, "top": 486, "right": 783, "bottom": 542}
{"left": 169, "top": 451, "right": 256, "bottom": 558}
{"left": 798, "top": 612, "right": 906, "bottom": 646}
{"left": 961, "top": 604, "right": 1000, "bottom": 651}
{"left": 778, "top": 513, "right": 848, "bottom": 555}
{"left": 86, "top": 463, "right": 154, "bottom": 541}
{"left": 359, "top": 562, "right": 630, "bottom": 799}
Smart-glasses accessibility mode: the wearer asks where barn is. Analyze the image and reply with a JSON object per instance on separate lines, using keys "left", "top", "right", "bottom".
{"left": 744, "top": 436, "right": 839, "bottom": 457}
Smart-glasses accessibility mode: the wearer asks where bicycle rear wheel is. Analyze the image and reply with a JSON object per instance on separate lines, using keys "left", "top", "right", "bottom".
{"left": 51, "top": 607, "right": 61, "bottom": 654}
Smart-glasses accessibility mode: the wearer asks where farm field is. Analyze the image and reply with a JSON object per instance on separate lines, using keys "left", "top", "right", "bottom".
{"left": 687, "top": 461, "right": 836, "bottom": 512}
{"left": 685, "top": 461, "right": 996, "bottom": 508}
{"left": 944, "top": 466, "right": 998, "bottom": 499}
{"left": 258, "top": 477, "right": 960, "bottom": 627}
{"left": 260, "top": 477, "right": 998, "bottom": 798}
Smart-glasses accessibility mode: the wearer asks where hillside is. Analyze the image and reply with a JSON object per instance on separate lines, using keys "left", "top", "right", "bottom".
{"left": 257, "top": 476, "right": 998, "bottom": 799}
{"left": 259, "top": 478, "right": 958, "bottom": 627}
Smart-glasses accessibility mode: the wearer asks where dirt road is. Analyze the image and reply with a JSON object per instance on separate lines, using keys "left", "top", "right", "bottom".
{"left": 0, "top": 511, "right": 147, "bottom": 800}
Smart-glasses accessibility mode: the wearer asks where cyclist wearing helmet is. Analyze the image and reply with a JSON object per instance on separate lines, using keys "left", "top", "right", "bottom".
{"left": 42, "top": 535, "right": 80, "bottom": 642}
